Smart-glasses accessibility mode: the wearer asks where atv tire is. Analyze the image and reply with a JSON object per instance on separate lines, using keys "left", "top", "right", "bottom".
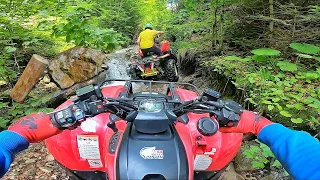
{"left": 164, "top": 59, "right": 179, "bottom": 82}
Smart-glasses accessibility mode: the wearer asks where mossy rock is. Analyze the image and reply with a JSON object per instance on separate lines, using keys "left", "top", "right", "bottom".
{"left": 234, "top": 141, "right": 262, "bottom": 172}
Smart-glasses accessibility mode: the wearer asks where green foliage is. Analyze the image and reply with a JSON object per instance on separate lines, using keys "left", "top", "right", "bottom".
{"left": 276, "top": 61, "right": 298, "bottom": 72}
{"left": 204, "top": 43, "right": 320, "bottom": 131}
{"left": 52, "top": 8, "right": 120, "bottom": 51}
{"left": 0, "top": 92, "right": 54, "bottom": 129}
{"left": 138, "top": 0, "right": 171, "bottom": 30}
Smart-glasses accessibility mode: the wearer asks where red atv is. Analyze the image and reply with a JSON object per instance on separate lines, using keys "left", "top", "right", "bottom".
{"left": 129, "top": 41, "right": 179, "bottom": 82}
{"left": 45, "top": 79, "right": 243, "bottom": 180}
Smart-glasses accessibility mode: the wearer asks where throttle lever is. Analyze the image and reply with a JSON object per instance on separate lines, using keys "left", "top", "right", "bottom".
{"left": 204, "top": 100, "right": 223, "bottom": 109}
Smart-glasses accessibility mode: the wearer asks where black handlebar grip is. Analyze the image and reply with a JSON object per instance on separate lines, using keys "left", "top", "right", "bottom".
{"left": 50, "top": 106, "right": 77, "bottom": 130}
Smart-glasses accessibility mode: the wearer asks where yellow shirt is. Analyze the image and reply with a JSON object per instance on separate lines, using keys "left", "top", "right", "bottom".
{"left": 139, "top": 29, "right": 157, "bottom": 49}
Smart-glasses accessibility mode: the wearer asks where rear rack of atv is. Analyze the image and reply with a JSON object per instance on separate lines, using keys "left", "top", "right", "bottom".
{"left": 99, "top": 79, "right": 200, "bottom": 102}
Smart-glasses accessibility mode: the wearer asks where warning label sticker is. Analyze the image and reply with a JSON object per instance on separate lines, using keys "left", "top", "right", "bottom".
{"left": 194, "top": 155, "right": 212, "bottom": 170}
{"left": 87, "top": 159, "right": 103, "bottom": 168}
{"left": 77, "top": 135, "right": 100, "bottom": 159}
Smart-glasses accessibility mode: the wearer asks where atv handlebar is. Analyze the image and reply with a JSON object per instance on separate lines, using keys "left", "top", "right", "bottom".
{"left": 50, "top": 82, "right": 243, "bottom": 130}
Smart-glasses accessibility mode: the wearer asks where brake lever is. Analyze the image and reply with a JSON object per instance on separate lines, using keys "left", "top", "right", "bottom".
{"left": 204, "top": 100, "right": 223, "bottom": 109}
{"left": 190, "top": 103, "right": 212, "bottom": 110}
{"left": 172, "top": 98, "right": 198, "bottom": 112}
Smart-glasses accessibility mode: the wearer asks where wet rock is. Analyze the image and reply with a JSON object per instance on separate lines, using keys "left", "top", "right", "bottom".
{"left": 25, "top": 158, "right": 37, "bottom": 164}
{"left": 49, "top": 46, "right": 106, "bottom": 89}
{"left": 220, "top": 163, "right": 245, "bottom": 180}
{"left": 46, "top": 154, "right": 55, "bottom": 161}
{"left": 39, "top": 166, "right": 53, "bottom": 173}
{"left": 234, "top": 141, "right": 261, "bottom": 172}
{"left": 26, "top": 168, "right": 37, "bottom": 176}
{"left": 261, "top": 171, "right": 281, "bottom": 180}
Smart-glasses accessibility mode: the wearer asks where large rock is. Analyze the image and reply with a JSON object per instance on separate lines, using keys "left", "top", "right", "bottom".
{"left": 49, "top": 47, "right": 106, "bottom": 89}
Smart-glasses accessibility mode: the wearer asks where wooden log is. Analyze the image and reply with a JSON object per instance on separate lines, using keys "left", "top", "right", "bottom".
{"left": 10, "top": 54, "right": 49, "bottom": 103}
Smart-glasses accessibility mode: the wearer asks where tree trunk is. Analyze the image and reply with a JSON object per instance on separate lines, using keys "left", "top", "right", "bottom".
{"left": 211, "top": 1, "right": 218, "bottom": 50}
{"left": 269, "top": 0, "right": 274, "bottom": 32}
{"left": 218, "top": 0, "right": 225, "bottom": 54}
{"left": 10, "top": 54, "right": 49, "bottom": 103}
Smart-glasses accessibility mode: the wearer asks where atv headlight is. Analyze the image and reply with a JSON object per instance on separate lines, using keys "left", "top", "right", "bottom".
{"left": 139, "top": 99, "right": 163, "bottom": 113}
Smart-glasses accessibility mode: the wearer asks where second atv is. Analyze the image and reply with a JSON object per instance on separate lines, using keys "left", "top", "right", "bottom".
{"left": 129, "top": 40, "right": 179, "bottom": 82}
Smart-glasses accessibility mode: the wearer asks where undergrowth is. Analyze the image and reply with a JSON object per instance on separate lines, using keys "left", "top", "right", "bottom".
{"left": 203, "top": 43, "right": 320, "bottom": 132}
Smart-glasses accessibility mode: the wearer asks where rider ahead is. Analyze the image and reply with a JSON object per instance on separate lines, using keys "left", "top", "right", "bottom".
{"left": 137, "top": 23, "right": 164, "bottom": 57}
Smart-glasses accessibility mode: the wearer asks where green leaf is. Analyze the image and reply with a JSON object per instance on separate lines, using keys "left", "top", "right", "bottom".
{"left": 252, "top": 161, "right": 265, "bottom": 169}
{"left": 243, "top": 150, "right": 255, "bottom": 158}
{"left": 248, "top": 77, "right": 255, "bottom": 83}
{"left": 284, "top": 170, "right": 290, "bottom": 176}
{"left": 251, "top": 48, "right": 281, "bottom": 56}
{"left": 272, "top": 97, "right": 280, "bottom": 102}
{"left": 280, "top": 110, "right": 292, "bottom": 117}
{"left": 297, "top": 53, "right": 314, "bottom": 59}
{"left": 0, "top": 102, "right": 8, "bottom": 108}
{"left": 25, "top": 108, "right": 38, "bottom": 115}
{"left": 290, "top": 43, "right": 320, "bottom": 55}
{"left": 249, "top": 145, "right": 260, "bottom": 152}
{"left": 252, "top": 55, "right": 270, "bottom": 62}
{"left": 277, "top": 61, "right": 298, "bottom": 72}
{"left": 291, "top": 118, "right": 303, "bottom": 124}
{"left": 268, "top": 105, "right": 274, "bottom": 111}
{"left": 4, "top": 46, "right": 17, "bottom": 53}
{"left": 275, "top": 103, "right": 283, "bottom": 111}
{"left": 261, "top": 100, "right": 272, "bottom": 105}
{"left": 272, "top": 160, "right": 282, "bottom": 167}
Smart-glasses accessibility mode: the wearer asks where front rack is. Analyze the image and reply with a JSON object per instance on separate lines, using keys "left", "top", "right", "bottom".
{"left": 99, "top": 79, "right": 200, "bottom": 95}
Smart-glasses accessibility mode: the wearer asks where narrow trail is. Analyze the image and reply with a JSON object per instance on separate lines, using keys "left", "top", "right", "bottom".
{"left": 105, "top": 46, "right": 136, "bottom": 80}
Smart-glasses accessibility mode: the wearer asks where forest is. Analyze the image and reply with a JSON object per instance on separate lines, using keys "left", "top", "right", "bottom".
{"left": 0, "top": 0, "right": 319, "bottom": 179}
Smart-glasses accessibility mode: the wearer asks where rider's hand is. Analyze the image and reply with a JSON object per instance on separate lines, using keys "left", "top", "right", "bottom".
{"left": 219, "top": 110, "right": 273, "bottom": 135}
{"left": 8, "top": 112, "right": 62, "bottom": 143}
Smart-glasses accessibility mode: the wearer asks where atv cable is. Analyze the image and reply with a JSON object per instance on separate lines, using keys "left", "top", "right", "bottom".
{"left": 105, "top": 98, "right": 137, "bottom": 110}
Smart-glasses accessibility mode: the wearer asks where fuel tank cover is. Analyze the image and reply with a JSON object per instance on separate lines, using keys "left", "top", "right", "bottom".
{"left": 197, "top": 117, "right": 218, "bottom": 136}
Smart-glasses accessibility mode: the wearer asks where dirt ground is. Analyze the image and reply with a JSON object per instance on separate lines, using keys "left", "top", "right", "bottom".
{"left": 2, "top": 142, "right": 69, "bottom": 180}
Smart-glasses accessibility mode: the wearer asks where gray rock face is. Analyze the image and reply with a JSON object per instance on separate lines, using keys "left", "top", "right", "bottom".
{"left": 49, "top": 46, "right": 106, "bottom": 89}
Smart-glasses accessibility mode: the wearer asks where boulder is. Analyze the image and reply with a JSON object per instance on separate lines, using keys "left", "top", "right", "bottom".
{"left": 49, "top": 47, "right": 106, "bottom": 89}
{"left": 219, "top": 163, "right": 245, "bottom": 180}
